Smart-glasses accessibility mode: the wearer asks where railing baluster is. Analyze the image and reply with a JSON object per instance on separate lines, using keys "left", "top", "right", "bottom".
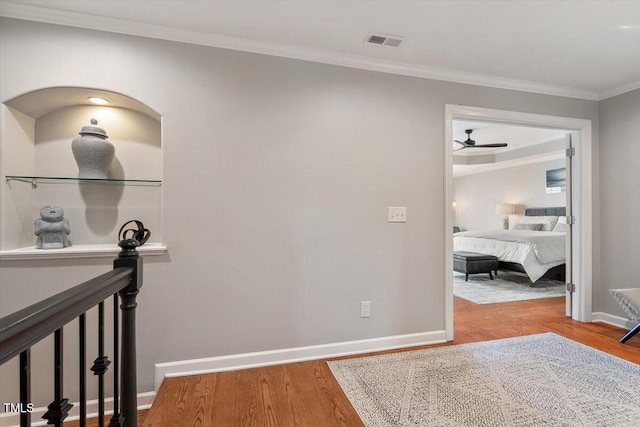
{"left": 43, "top": 328, "right": 72, "bottom": 427}
{"left": 79, "top": 313, "right": 87, "bottom": 427}
{"left": 19, "top": 349, "right": 30, "bottom": 427}
{"left": 55, "top": 328, "right": 62, "bottom": 425}
{"left": 109, "top": 293, "right": 124, "bottom": 427}
{"left": 92, "top": 302, "right": 110, "bottom": 427}
{"left": 98, "top": 302, "right": 105, "bottom": 427}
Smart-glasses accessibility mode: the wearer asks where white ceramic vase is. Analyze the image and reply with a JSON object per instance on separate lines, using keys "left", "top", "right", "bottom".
{"left": 71, "top": 118, "right": 114, "bottom": 179}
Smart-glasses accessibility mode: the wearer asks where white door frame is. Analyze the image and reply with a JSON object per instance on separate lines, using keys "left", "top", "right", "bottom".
{"left": 444, "top": 105, "right": 593, "bottom": 341}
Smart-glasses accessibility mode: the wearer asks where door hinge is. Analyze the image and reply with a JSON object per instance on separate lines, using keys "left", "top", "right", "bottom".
{"left": 566, "top": 282, "right": 575, "bottom": 293}
{"left": 565, "top": 215, "right": 575, "bottom": 225}
{"left": 566, "top": 147, "right": 575, "bottom": 157}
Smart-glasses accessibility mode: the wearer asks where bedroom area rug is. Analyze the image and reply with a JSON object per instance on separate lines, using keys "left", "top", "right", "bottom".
{"left": 328, "top": 333, "right": 640, "bottom": 427}
{"left": 453, "top": 271, "right": 564, "bottom": 304}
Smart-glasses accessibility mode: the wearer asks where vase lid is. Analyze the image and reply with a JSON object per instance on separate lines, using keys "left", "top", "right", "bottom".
{"left": 79, "top": 118, "right": 108, "bottom": 138}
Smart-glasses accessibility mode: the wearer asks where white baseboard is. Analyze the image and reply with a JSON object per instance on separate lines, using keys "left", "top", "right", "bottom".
{"left": 591, "top": 312, "right": 635, "bottom": 330}
{"left": 0, "top": 391, "right": 155, "bottom": 427}
{"left": 154, "top": 330, "right": 447, "bottom": 391}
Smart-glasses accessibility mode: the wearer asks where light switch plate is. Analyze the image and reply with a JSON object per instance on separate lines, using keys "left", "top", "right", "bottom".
{"left": 360, "top": 301, "right": 371, "bottom": 318}
{"left": 388, "top": 207, "right": 407, "bottom": 223}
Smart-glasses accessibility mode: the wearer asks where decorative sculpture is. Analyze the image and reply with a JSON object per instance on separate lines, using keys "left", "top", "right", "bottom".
{"left": 71, "top": 118, "right": 115, "bottom": 179}
{"left": 118, "top": 220, "right": 150, "bottom": 246}
{"left": 35, "top": 206, "right": 71, "bottom": 249}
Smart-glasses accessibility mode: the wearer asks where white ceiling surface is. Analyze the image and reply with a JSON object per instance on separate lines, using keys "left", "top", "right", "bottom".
{"left": 452, "top": 121, "right": 567, "bottom": 156}
{"left": 452, "top": 121, "right": 568, "bottom": 177}
{"left": 1, "top": 1, "right": 639, "bottom": 100}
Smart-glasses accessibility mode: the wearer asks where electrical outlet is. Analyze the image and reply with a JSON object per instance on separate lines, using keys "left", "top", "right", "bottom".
{"left": 360, "top": 301, "right": 371, "bottom": 318}
{"left": 388, "top": 207, "right": 407, "bottom": 223}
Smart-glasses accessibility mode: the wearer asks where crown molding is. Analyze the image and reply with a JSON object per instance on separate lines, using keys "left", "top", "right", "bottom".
{"left": 0, "top": 2, "right": 616, "bottom": 101}
{"left": 597, "top": 80, "right": 640, "bottom": 101}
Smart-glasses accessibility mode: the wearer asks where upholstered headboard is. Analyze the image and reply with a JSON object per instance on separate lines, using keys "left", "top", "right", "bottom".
{"left": 525, "top": 207, "right": 566, "bottom": 216}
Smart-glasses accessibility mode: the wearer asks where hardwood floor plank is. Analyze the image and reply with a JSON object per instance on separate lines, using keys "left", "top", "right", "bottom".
{"left": 286, "top": 361, "right": 338, "bottom": 426}
{"left": 144, "top": 296, "right": 639, "bottom": 426}
{"left": 311, "top": 362, "right": 363, "bottom": 427}
{"left": 206, "top": 371, "right": 237, "bottom": 426}
{"left": 184, "top": 374, "right": 215, "bottom": 427}
{"left": 264, "top": 365, "right": 303, "bottom": 426}
{"left": 257, "top": 367, "right": 284, "bottom": 427}
{"left": 143, "top": 371, "right": 198, "bottom": 427}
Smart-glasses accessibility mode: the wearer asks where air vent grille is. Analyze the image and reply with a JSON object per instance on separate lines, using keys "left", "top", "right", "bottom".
{"left": 367, "top": 35, "right": 386, "bottom": 45}
{"left": 365, "top": 33, "right": 405, "bottom": 48}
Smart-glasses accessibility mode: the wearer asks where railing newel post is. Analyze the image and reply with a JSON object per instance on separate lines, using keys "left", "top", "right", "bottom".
{"left": 114, "top": 238, "right": 143, "bottom": 427}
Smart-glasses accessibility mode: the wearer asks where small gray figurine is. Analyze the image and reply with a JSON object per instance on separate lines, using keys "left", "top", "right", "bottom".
{"left": 35, "top": 206, "right": 70, "bottom": 249}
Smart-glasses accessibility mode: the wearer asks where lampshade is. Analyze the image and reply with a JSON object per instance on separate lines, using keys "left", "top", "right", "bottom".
{"left": 496, "top": 203, "right": 515, "bottom": 215}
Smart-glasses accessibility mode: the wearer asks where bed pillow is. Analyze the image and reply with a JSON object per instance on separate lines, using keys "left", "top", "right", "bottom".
{"left": 552, "top": 216, "right": 567, "bottom": 233}
{"left": 518, "top": 215, "right": 559, "bottom": 231}
{"left": 513, "top": 223, "right": 544, "bottom": 231}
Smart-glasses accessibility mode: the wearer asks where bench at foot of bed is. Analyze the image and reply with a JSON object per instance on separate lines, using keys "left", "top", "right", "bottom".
{"left": 453, "top": 251, "right": 499, "bottom": 281}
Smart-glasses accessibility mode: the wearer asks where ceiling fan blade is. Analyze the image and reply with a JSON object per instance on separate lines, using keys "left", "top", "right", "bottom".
{"left": 454, "top": 140, "right": 469, "bottom": 146}
{"left": 472, "top": 143, "right": 508, "bottom": 148}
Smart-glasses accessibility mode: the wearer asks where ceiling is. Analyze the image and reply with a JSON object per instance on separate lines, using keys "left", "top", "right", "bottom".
{"left": 1, "top": 0, "right": 639, "bottom": 100}
{"left": 452, "top": 121, "right": 567, "bottom": 156}
{"left": 452, "top": 121, "right": 569, "bottom": 177}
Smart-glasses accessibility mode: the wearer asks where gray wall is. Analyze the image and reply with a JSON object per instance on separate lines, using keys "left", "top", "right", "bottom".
{"left": 597, "top": 89, "right": 640, "bottom": 315}
{"left": 453, "top": 158, "right": 566, "bottom": 231}
{"left": 0, "top": 18, "right": 602, "bottom": 400}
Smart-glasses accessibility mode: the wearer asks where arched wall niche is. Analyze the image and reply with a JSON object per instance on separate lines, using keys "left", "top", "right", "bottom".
{"left": 0, "top": 87, "right": 165, "bottom": 257}
{"left": 4, "top": 86, "right": 161, "bottom": 120}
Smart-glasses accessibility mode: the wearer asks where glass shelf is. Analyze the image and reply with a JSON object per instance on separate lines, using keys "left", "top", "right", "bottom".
{"left": 6, "top": 175, "right": 162, "bottom": 187}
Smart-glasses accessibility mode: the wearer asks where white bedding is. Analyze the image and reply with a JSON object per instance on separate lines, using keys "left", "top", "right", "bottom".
{"left": 453, "top": 229, "right": 566, "bottom": 283}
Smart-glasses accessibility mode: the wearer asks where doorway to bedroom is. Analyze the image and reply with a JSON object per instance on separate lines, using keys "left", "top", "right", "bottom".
{"left": 444, "top": 105, "right": 593, "bottom": 341}
{"left": 451, "top": 121, "right": 569, "bottom": 301}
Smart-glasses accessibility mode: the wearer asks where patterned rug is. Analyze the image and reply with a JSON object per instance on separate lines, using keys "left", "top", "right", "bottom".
{"left": 453, "top": 271, "right": 565, "bottom": 304}
{"left": 328, "top": 333, "right": 640, "bottom": 427}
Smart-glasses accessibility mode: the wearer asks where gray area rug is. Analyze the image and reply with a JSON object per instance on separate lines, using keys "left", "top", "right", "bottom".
{"left": 453, "top": 271, "right": 564, "bottom": 304}
{"left": 328, "top": 333, "right": 640, "bottom": 427}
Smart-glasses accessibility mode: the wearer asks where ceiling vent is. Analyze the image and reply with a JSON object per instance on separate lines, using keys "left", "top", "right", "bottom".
{"left": 364, "top": 33, "right": 405, "bottom": 48}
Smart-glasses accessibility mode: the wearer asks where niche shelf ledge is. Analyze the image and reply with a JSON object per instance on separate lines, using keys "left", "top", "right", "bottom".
{"left": 0, "top": 243, "right": 167, "bottom": 261}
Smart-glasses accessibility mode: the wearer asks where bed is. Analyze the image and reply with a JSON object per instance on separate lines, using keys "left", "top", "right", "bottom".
{"left": 453, "top": 207, "right": 567, "bottom": 283}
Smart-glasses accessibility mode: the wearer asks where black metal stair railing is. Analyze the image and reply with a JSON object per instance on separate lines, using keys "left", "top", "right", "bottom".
{"left": 0, "top": 238, "right": 143, "bottom": 427}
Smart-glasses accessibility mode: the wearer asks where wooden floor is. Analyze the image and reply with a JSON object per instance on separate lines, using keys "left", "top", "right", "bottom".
{"left": 143, "top": 297, "right": 639, "bottom": 427}
{"left": 63, "top": 410, "right": 149, "bottom": 427}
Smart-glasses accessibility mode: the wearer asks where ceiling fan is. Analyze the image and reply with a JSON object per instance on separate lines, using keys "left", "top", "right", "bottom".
{"left": 454, "top": 129, "right": 508, "bottom": 151}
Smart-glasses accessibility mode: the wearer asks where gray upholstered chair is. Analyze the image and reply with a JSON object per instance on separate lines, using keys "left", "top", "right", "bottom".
{"left": 609, "top": 288, "right": 640, "bottom": 343}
